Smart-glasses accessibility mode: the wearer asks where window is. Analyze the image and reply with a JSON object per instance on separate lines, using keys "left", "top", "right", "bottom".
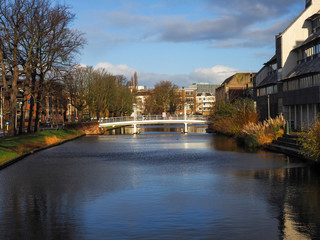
{"left": 283, "top": 74, "right": 320, "bottom": 91}
{"left": 314, "top": 74, "right": 320, "bottom": 86}
{"left": 312, "top": 18, "right": 320, "bottom": 33}
{"left": 274, "top": 85, "right": 278, "bottom": 93}
{"left": 301, "top": 43, "right": 320, "bottom": 61}
{"left": 267, "top": 86, "right": 273, "bottom": 94}
{"left": 288, "top": 80, "right": 299, "bottom": 91}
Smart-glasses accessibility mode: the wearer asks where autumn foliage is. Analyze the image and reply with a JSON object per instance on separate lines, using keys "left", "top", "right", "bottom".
{"left": 299, "top": 119, "right": 320, "bottom": 162}
{"left": 210, "top": 98, "right": 259, "bottom": 137}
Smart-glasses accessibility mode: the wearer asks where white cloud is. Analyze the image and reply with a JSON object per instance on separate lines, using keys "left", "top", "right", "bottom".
{"left": 191, "top": 65, "right": 239, "bottom": 83}
{"left": 94, "top": 62, "right": 138, "bottom": 76}
{"left": 93, "top": 62, "right": 240, "bottom": 88}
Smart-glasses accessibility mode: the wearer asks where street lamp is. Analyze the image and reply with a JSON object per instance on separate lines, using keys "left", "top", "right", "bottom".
{"left": 184, "top": 102, "right": 188, "bottom": 120}
{"left": 133, "top": 103, "right": 137, "bottom": 121}
{"left": 268, "top": 95, "right": 270, "bottom": 120}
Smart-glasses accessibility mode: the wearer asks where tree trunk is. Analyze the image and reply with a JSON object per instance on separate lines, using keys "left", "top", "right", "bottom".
{"left": 27, "top": 72, "right": 36, "bottom": 132}
{"left": 35, "top": 72, "right": 45, "bottom": 132}
{"left": 8, "top": 66, "right": 19, "bottom": 136}
{"left": 34, "top": 94, "right": 40, "bottom": 132}
{"left": 8, "top": 94, "right": 17, "bottom": 136}
{"left": 55, "top": 98, "right": 59, "bottom": 129}
{"left": 78, "top": 110, "right": 82, "bottom": 123}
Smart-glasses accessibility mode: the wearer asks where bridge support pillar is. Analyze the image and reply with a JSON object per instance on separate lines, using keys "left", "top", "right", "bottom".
{"left": 184, "top": 123, "right": 188, "bottom": 133}
{"left": 133, "top": 124, "right": 137, "bottom": 134}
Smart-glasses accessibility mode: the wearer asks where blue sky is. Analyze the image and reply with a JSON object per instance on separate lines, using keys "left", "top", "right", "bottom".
{"left": 64, "top": 0, "right": 303, "bottom": 87}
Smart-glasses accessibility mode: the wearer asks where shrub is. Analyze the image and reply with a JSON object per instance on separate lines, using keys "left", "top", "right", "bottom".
{"left": 241, "top": 114, "right": 285, "bottom": 147}
{"left": 299, "top": 120, "right": 320, "bottom": 162}
{"left": 210, "top": 98, "right": 259, "bottom": 136}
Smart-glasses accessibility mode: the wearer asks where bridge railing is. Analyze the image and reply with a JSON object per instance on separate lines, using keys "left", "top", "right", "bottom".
{"left": 100, "top": 115, "right": 208, "bottom": 123}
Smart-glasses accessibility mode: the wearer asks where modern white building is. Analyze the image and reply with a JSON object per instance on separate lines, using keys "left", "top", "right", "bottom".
{"left": 196, "top": 93, "right": 215, "bottom": 116}
{"left": 255, "top": 0, "right": 320, "bottom": 130}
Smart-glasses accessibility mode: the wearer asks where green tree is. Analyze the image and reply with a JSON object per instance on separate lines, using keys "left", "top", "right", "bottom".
{"left": 144, "top": 81, "right": 181, "bottom": 114}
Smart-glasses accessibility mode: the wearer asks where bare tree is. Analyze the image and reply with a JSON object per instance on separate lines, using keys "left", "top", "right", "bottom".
{"left": 64, "top": 66, "right": 90, "bottom": 122}
{"left": 0, "top": 0, "right": 85, "bottom": 135}
{"left": 0, "top": 0, "right": 35, "bottom": 136}
{"left": 32, "top": 2, "right": 85, "bottom": 132}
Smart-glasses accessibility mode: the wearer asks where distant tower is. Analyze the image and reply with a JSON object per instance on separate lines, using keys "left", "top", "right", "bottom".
{"left": 306, "top": 0, "right": 312, "bottom": 8}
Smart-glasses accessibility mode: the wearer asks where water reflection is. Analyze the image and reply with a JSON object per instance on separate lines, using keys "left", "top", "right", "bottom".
{"left": 105, "top": 125, "right": 207, "bottom": 135}
{"left": 0, "top": 134, "right": 319, "bottom": 239}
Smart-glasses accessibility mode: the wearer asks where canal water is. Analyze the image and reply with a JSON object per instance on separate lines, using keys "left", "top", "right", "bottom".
{"left": 0, "top": 127, "right": 320, "bottom": 239}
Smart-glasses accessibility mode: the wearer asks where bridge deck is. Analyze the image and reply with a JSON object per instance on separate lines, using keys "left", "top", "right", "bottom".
{"left": 99, "top": 115, "right": 208, "bottom": 128}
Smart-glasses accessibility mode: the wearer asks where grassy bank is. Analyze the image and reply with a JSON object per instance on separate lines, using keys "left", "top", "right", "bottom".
{"left": 0, "top": 129, "right": 83, "bottom": 166}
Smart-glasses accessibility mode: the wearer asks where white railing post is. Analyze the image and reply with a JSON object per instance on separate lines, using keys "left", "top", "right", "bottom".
{"left": 133, "top": 103, "right": 137, "bottom": 122}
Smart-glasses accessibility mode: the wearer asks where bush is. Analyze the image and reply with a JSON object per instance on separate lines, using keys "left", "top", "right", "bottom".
{"left": 241, "top": 114, "right": 285, "bottom": 147}
{"left": 299, "top": 120, "right": 320, "bottom": 162}
{"left": 209, "top": 98, "right": 259, "bottom": 136}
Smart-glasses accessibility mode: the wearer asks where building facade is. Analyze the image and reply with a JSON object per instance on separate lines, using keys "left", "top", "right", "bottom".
{"left": 196, "top": 92, "right": 215, "bottom": 116}
{"left": 181, "top": 88, "right": 197, "bottom": 115}
{"left": 255, "top": 0, "right": 320, "bottom": 130}
{"left": 216, "top": 73, "right": 255, "bottom": 105}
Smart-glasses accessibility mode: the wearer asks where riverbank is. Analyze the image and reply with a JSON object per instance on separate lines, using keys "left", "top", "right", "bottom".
{"left": 0, "top": 129, "right": 85, "bottom": 169}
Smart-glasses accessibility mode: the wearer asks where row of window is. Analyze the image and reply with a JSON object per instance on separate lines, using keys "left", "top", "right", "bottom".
{"left": 303, "top": 43, "right": 320, "bottom": 59}
{"left": 197, "top": 97, "right": 215, "bottom": 101}
{"left": 257, "top": 85, "right": 278, "bottom": 96}
{"left": 283, "top": 74, "right": 320, "bottom": 91}
{"left": 185, "top": 91, "right": 194, "bottom": 96}
{"left": 184, "top": 97, "right": 215, "bottom": 102}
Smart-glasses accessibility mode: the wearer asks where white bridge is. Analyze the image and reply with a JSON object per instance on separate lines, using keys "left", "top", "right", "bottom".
{"left": 99, "top": 115, "right": 209, "bottom": 134}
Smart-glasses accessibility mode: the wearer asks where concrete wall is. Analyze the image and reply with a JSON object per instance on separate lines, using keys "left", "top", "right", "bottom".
{"left": 255, "top": 66, "right": 269, "bottom": 87}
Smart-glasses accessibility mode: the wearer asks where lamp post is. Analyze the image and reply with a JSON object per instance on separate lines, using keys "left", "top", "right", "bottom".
{"left": 268, "top": 95, "right": 270, "bottom": 120}
{"left": 133, "top": 103, "right": 137, "bottom": 121}
{"left": 133, "top": 103, "right": 137, "bottom": 134}
{"left": 184, "top": 102, "right": 188, "bottom": 120}
{"left": 184, "top": 102, "right": 188, "bottom": 133}
{"left": 0, "top": 87, "right": 3, "bottom": 131}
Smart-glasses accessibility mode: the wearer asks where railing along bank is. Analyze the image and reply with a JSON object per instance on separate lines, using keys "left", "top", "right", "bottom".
{"left": 100, "top": 115, "right": 208, "bottom": 123}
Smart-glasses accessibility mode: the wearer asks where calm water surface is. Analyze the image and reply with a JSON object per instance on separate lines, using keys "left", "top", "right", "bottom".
{"left": 0, "top": 130, "right": 320, "bottom": 240}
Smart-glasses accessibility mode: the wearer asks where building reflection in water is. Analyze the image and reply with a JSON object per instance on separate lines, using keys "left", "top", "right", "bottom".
{"left": 233, "top": 163, "right": 320, "bottom": 239}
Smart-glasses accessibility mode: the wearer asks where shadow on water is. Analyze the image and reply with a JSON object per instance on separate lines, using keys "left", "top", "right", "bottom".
{"left": 210, "top": 133, "right": 269, "bottom": 154}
